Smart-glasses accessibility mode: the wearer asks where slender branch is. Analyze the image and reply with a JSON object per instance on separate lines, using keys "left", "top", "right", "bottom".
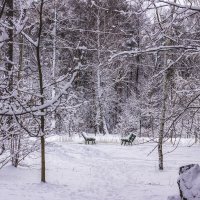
{"left": 159, "top": 1, "right": 200, "bottom": 12}
{"left": 0, "top": 0, "right": 6, "bottom": 19}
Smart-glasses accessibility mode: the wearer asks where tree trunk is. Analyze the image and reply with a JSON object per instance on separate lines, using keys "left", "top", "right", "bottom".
{"left": 41, "top": 135, "right": 45, "bottom": 182}
{"left": 95, "top": 10, "right": 102, "bottom": 134}
{"left": 139, "top": 117, "right": 142, "bottom": 137}
{"left": 10, "top": 34, "right": 24, "bottom": 168}
{"left": 6, "top": 0, "right": 13, "bottom": 74}
{"left": 103, "top": 116, "right": 109, "bottom": 135}
{"left": 6, "top": 0, "right": 15, "bottom": 167}
{"left": 51, "top": 4, "right": 57, "bottom": 130}
{"left": 158, "top": 53, "right": 168, "bottom": 170}
{"left": 37, "top": 0, "right": 46, "bottom": 183}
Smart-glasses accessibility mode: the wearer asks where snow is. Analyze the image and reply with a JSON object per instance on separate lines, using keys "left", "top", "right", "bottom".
{"left": 0, "top": 138, "right": 200, "bottom": 200}
{"left": 178, "top": 164, "right": 200, "bottom": 199}
{"left": 159, "top": 1, "right": 200, "bottom": 12}
{"left": 0, "top": 67, "right": 78, "bottom": 116}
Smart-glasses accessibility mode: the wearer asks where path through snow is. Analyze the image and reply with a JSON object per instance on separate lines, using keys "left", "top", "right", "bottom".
{"left": 0, "top": 141, "right": 200, "bottom": 200}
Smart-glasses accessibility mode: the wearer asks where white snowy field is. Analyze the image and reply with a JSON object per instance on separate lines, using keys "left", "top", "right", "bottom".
{"left": 0, "top": 138, "right": 200, "bottom": 200}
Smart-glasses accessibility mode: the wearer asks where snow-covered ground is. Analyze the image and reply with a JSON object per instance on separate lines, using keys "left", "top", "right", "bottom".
{"left": 0, "top": 137, "right": 200, "bottom": 200}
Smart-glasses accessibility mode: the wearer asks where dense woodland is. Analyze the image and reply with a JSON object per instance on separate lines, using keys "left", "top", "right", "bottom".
{"left": 1, "top": 0, "right": 200, "bottom": 181}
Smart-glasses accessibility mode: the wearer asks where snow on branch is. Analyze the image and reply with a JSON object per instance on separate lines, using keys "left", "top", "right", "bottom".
{"left": 0, "top": 67, "right": 79, "bottom": 116}
{"left": 109, "top": 45, "right": 197, "bottom": 61}
{"left": 0, "top": 27, "right": 8, "bottom": 47}
{"left": 21, "top": 31, "right": 38, "bottom": 47}
{"left": 159, "top": 1, "right": 200, "bottom": 12}
{"left": 152, "top": 51, "right": 187, "bottom": 79}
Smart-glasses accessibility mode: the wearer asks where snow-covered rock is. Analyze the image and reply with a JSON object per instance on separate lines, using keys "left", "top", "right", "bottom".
{"left": 168, "top": 164, "right": 200, "bottom": 200}
{"left": 167, "top": 195, "right": 181, "bottom": 200}
{"left": 178, "top": 164, "right": 200, "bottom": 200}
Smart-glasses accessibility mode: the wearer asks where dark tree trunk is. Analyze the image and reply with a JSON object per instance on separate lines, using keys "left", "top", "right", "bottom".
{"left": 6, "top": 0, "right": 13, "bottom": 74}
{"left": 36, "top": 0, "right": 46, "bottom": 183}
{"left": 6, "top": 0, "right": 17, "bottom": 167}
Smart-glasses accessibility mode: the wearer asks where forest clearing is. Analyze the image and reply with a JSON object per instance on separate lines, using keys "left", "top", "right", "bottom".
{"left": 1, "top": 0, "right": 200, "bottom": 199}
{"left": 1, "top": 136, "right": 200, "bottom": 200}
